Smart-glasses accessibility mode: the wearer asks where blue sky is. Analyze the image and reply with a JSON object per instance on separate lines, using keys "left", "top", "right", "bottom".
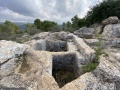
{"left": 0, "top": 0, "right": 103, "bottom": 24}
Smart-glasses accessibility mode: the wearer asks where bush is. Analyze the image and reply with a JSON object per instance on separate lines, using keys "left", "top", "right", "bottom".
{"left": 25, "top": 23, "right": 41, "bottom": 35}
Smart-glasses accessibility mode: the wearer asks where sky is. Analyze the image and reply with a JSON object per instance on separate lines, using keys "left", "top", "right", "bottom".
{"left": 0, "top": 0, "right": 103, "bottom": 24}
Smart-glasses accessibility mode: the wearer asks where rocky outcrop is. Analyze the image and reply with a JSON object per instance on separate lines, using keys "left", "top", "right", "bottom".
{"left": 102, "top": 24, "right": 120, "bottom": 47}
{"left": 0, "top": 40, "right": 26, "bottom": 64}
{"left": 95, "top": 26, "right": 103, "bottom": 34}
{"left": 102, "top": 16, "right": 119, "bottom": 27}
{"left": 74, "top": 27, "right": 95, "bottom": 38}
{"left": 60, "top": 72, "right": 115, "bottom": 90}
{"left": 73, "top": 35, "right": 95, "bottom": 65}
{"left": 32, "top": 32, "right": 51, "bottom": 40}
{"left": 60, "top": 47, "right": 120, "bottom": 90}
{"left": 84, "top": 39, "right": 99, "bottom": 47}
{"left": 0, "top": 29, "right": 120, "bottom": 90}
{"left": 102, "top": 24, "right": 120, "bottom": 39}
{"left": 0, "top": 40, "right": 53, "bottom": 90}
{"left": 0, "top": 40, "right": 27, "bottom": 76}
{"left": 95, "top": 16, "right": 119, "bottom": 35}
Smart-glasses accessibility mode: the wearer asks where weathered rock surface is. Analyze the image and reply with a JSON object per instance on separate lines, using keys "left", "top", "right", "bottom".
{"left": 25, "top": 39, "right": 46, "bottom": 50}
{"left": 102, "top": 24, "right": 120, "bottom": 48}
{"left": 74, "top": 27, "right": 95, "bottom": 38}
{"left": 95, "top": 26, "right": 103, "bottom": 34}
{"left": 0, "top": 40, "right": 27, "bottom": 76}
{"left": 93, "top": 48, "right": 120, "bottom": 90}
{"left": 45, "top": 31, "right": 70, "bottom": 41}
{"left": 102, "top": 24, "right": 120, "bottom": 39}
{"left": 32, "top": 32, "right": 51, "bottom": 40}
{"left": 73, "top": 35, "right": 95, "bottom": 65}
{"left": 102, "top": 16, "right": 119, "bottom": 27}
{"left": 0, "top": 40, "right": 26, "bottom": 64}
{"left": 0, "top": 47, "right": 53, "bottom": 89}
{"left": 0, "top": 30, "right": 120, "bottom": 90}
{"left": 60, "top": 72, "right": 115, "bottom": 90}
{"left": 84, "top": 39, "right": 99, "bottom": 46}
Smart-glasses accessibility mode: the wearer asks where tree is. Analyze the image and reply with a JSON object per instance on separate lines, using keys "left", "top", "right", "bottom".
{"left": 62, "top": 22, "right": 66, "bottom": 30}
{"left": 0, "top": 24, "right": 4, "bottom": 32}
{"left": 34, "top": 18, "right": 42, "bottom": 29}
{"left": 25, "top": 23, "right": 40, "bottom": 35}
{"left": 4, "top": 20, "right": 22, "bottom": 34}
{"left": 86, "top": 0, "right": 120, "bottom": 25}
{"left": 71, "top": 15, "right": 80, "bottom": 29}
{"left": 34, "top": 18, "right": 59, "bottom": 32}
{"left": 41, "top": 20, "right": 57, "bottom": 31}
{"left": 77, "top": 18, "right": 87, "bottom": 27}
{"left": 66, "top": 21, "right": 72, "bottom": 28}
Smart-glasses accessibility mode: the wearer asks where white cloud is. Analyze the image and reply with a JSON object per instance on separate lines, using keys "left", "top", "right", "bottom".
{"left": 0, "top": 7, "right": 34, "bottom": 22}
{"left": 0, "top": 0, "right": 103, "bottom": 24}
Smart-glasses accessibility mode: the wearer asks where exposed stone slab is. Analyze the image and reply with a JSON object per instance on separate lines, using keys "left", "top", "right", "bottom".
{"left": 84, "top": 39, "right": 99, "bottom": 46}
{"left": 102, "top": 24, "right": 120, "bottom": 39}
{"left": 32, "top": 32, "right": 51, "bottom": 40}
{"left": 73, "top": 36, "right": 95, "bottom": 65}
{"left": 67, "top": 42, "right": 78, "bottom": 51}
{"left": 25, "top": 39, "right": 46, "bottom": 50}
{"left": 0, "top": 40, "right": 26, "bottom": 64}
{"left": 60, "top": 72, "right": 115, "bottom": 90}
{"left": 74, "top": 27, "right": 95, "bottom": 38}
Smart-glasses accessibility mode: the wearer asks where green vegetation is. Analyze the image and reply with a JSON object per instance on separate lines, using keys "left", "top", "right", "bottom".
{"left": 0, "top": 20, "right": 22, "bottom": 35}
{"left": 0, "top": 19, "right": 61, "bottom": 42}
{"left": 25, "top": 23, "right": 40, "bottom": 35}
{"left": 86, "top": 0, "right": 120, "bottom": 25}
{"left": 62, "top": 0, "right": 120, "bottom": 32}
{"left": 0, "top": 0, "right": 120, "bottom": 41}
{"left": 95, "top": 34, "right": 108, "bottom": 61}
{"left": 0, "top": 20, "right": 24, "bottom": 42}
{"left": 81, "top": 62, "right": 99, "bottom": 73}
{"left": 62, "top": 15, "right": 87, "bottom": 32}
{"left": 81, "top": 35, "right": 108, "bottom": 74}
{"left": 33, "top": 19, "right": 61, "bottom": 32}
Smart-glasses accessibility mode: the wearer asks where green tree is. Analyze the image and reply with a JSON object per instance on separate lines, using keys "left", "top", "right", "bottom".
{"left": 86, "top": 0, "right": 120, "bottom": 25}
{"left": 0, "top": 24, "right": 4, "bottom": 32}
{"left": 25, "top": 23, "right": 40, "bottom": 35}
{"left": 34, "top": 18, "right": 42, "bottom": 29}
{"left": 77, "top": 18, "right": 87, "bottom": 27}
{"left": 4, "top": 20, "right": 22, "bottom": 34}
{"left": 66, "top": 21, "right": 72, "bottom": 28}
{"left": 62, "top": 22, "right": 66, "bottom": 30}
{"left": 71, "top": 15, "right": 80, "bottom": 29}
{"left": 41, "top": 20, "right": 57, "bottom": 31}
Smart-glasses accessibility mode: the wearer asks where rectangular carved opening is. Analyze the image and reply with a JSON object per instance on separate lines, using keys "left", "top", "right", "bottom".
{"left": 52, "top": 53, "right": 79, "bottom": 88}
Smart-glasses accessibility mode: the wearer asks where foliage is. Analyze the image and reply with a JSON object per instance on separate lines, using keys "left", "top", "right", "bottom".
{"left": 71, "top": 15, "right": 80, "bottom": 29}
{"left": 25, "top": 23, "right": 41, "bottom": 35}
{"left": 34, "top": 18, "right": 42, "bottom": 29}
{"left": 0, "top": 20, "right": 23, "bottom": 35}
{"left": 81, "top": 62, "right": 99, "bottom": 73}
{"left": 34, "top": 19, "right": 60, "bottom": 32}
{"left": 41, "top": 20, "right": 58, "bottom": 31}
{"left": 62, "top": 22, "right": 66, "bottom": 30}
{"left": 81, "top": 35, "right": 109, "bottom": 74}
{"left": 66, "top": 21, "right": 72, "bottom": 28}
{"left": 86, "top": 0, "right": 120, "bottom": 25}
{"left": 62, "top": 15, "right": 87, "bottom": 32}
{"left": 0, "top": 20, "right": 25, "bottom": 42}
{"left": 95, "top": 34, "right": 108, "bottom": 61}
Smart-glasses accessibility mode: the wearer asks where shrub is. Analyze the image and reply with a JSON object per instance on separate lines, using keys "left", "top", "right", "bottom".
{"left": 81, "top": 62, "right": 99, "bottom": 73}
